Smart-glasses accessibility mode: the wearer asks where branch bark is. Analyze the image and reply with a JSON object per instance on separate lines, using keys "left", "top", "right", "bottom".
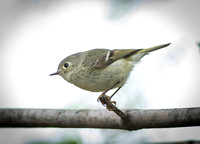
{"left": 0, "top": 108, "right": 200, "bottom": 130}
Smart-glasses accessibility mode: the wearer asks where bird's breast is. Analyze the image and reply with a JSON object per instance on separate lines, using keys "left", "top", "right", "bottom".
{"left": 68, "top": 59, "right": 134, "bottom": 92}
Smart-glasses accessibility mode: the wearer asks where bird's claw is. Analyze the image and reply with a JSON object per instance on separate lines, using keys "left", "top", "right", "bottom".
{"left": 97, "top": 94, "right": 117, "bottom": 110}
{"left": 111, "top": 101, "right": 116, "bottom": 105}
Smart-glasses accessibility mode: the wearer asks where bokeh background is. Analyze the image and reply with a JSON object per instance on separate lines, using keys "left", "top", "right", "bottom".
{"left": 0, "top": 0, "right": 200, "bottom": 144}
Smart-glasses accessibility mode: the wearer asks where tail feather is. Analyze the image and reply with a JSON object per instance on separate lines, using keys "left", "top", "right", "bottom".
{"left": 137, "top": 43, "right": 171, "bottom": 53}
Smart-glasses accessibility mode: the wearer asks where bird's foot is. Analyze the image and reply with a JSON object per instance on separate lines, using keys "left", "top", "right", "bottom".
{"left": 97, "top": 94, "right": 116, "bottom": 111}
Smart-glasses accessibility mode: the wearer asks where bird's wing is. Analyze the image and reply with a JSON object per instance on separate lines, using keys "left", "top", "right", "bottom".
{"left": 92, "top": 43, "right": 171, "bottom": 69}
{"left": 92, "top": 49, "right": 141, "bottom": 69}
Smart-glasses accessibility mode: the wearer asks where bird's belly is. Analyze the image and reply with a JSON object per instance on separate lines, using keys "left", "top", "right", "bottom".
{"left": 72, "top": 59, "right": 134, "bottom": 92}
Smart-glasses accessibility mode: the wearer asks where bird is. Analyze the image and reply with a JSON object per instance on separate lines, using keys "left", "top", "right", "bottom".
{"left": 50, "top": 43, "right": 171, "bottom": 103}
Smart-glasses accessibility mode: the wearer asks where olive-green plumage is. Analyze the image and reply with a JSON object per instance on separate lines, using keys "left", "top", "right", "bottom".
{"left": 50, "top": 43, "right": 171, "bottom": 92}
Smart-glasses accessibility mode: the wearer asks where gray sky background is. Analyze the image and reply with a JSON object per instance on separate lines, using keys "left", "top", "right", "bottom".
{"left": 0, "top": 0, "right": 200, "bottom": 144}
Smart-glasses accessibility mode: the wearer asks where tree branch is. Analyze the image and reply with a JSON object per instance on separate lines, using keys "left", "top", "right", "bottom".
{"left": 0, "top": 108, "right": 200, "bottom": 130}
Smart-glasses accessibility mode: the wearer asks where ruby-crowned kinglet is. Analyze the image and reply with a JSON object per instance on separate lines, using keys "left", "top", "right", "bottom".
{"left": 50, "top": 43, "right": 171, "bottom": 98}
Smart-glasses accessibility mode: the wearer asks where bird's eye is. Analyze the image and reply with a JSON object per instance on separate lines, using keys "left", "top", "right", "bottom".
{"left": 64, "top": 63, "right": 69, "bottom": 68}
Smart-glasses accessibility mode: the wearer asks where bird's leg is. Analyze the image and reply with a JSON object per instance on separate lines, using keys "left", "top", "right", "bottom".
{"left": 103, "top": 87, "right": 122, "bottom": 106}
{"left": 110, "top": 87, "right": 122, "bottom": 99}
{"left": 97, "top": 89, "right": 111, "bottom": 103}
{"left": 97, "top": 81, "right": 121, "bottom": 109}
{"left": 97, "top": 81, "right": 120, "bottom": 101}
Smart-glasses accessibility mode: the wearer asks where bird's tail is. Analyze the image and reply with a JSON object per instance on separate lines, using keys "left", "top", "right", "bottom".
{"left": 137, "top": 43, "right": 171, "bottom": 54}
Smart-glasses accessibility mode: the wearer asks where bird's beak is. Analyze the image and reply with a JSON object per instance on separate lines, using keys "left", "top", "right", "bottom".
{"left": 49, "top": 71, "right": 61, "bottom": 76}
